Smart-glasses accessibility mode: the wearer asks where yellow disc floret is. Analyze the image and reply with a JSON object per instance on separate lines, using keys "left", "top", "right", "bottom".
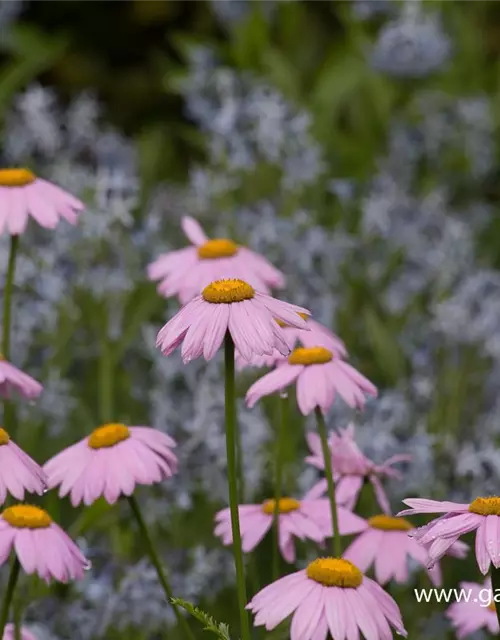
{"left": 0, "top": 428, "right": 10, "bottom": 446}
{"left": 368, "top": 515, "right": 413, "bottom": 531}
{"left": 306, "top": 558, "right": 363, "bottom": 588}
{"left": 469, "top": 497, "right": 500, "bottom": 516}
{"left": 2, "top": 505, "right": 52, "bottom": 529}
{"left": 197, "top": 239, "right": 239, "bottom": 260}
{"left": 0, "top": 169, "right": 36, "bottom": 187}
{"left": 202, "top": 279, "right": 255, "bottom": 304}
{"left": 275, "top": 312, "right": 310, "bottom": 328}
{"left": 88, "top": 423, "right": 130, "bottom": 449}
{"left": 288, "top": 347, "right": 333, "bottom": 366}
{"left": 262, "top": 498, "right": 301, "bottom": 515}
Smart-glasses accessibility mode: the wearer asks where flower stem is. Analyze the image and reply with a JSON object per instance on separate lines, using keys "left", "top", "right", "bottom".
{"left": 234, "top": 407, "right": 245, "bottom": 503}
{"left": 127, "top": 495, "right": 195, "bottom": 640}
{"left": 315, "top": 408, "right": 342, "bottom": 557}
{"left": 2, "top": 234, "right": 18, "bottom": 359}
{"left": 224, "top": 333, "right": 250, "bottom": 640}
{"left": 2, "top": 235, "right": 19, "bottom": 432}
{"left": 13, "top": 596, "right": 22, "bottom": 640}
{"left": 272, "top": 393, "right": 288, "bottom": 580}
{"left": 490, "top": 565, "right": 500, "bottom": 631}
{"left": 0, "top": 557, "right": 20, "bottom": 638}
{"left": 98, "top": 306, "right": 114, "bottom": 424}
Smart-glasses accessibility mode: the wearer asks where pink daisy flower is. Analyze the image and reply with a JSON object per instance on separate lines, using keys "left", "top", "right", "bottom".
{"left": 156, "top": 278, "right": 310, "bottom": 363}
{"left": 148, "top": 216, "right": 285, "bottom": 303}
{"left": 446, "top": 578, "right": 499, "bottom": 638}
{"left": 398, "top": 496, "right": 500, "bottom": 574}
{"left": 245, "top": 346, "right": 377, "bottom": 415}
{"left": 247, "top": 557, "right": 407, "bottom": 639}
{"left": 43, "top": 423, "right": 178, "bottom": 506}
{"left": 0, "top": 427, "right": 47, "bottom": 504}
{"left": 0, "top": 168, "right": 84, "bottom": 235}
{"left": 305, "top": 424, "right": 411, "bottom": 514}
{"left": 344, "top": 513, "right": 469, "bottom": 587}
{"left": 236, "top": 315, "right": 347, "bottom": 371}
{"left": 3, "top": 624, "right": 38, "bottom": 640}
{"left": 214, "top": 490, "right": 366, "bottom": 563}
{"left": 0, "top": 504, "right": 88, "bottom": 582}
{"left": 0, "top": 355, "right": 42, "bottom": 400}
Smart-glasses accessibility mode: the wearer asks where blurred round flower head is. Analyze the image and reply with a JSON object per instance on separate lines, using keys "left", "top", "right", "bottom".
{"left": 246, "top": 347, "right": 376, "bottom": 415}
{"left": 0, "top": 168, "right": 84, "bottom": 235}
{"left": 247, "top": 557, "right": 407, "bottom": 638}
{"left": 371, "top": 10, "right": 451, "bottom": 78}
{"left": 0, "top": 427, "right": 46, "bottom": 504}
{"left": 156, "top": 278, "right": 310, "bottom": 363}
{"left": 446, "top": 578, "right": 500, "bottom": 638}
{"left": 0, "top": 504, "right": 88, "bottom": 582}
{"left": 399, "top": 496, "right": 500, "bottom": 574}
{"left": 0, "top": 355, "right": 42, "bottom": 400}
{"left": 44, "top": 424, "right": 178, "bottom": 506}
{"left": 214, "top": 488, "right": 366, "bottom": 563}
{"left": 344, "top": 513, "right": 468, "bottom": 587}
{"left": 148, "top": 216, "right": 285, "bottom": 304}
{"left": 306, "top": 424, "right": 411, "bottom": 514}
{"left": 236, "top": 316, "right": 347, "bottom": 371}
{"left": 3, "top": 624, "right": 39, "bottom": 640}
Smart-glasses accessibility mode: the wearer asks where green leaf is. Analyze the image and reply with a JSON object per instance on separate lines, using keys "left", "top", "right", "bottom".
{"left": 171, "top": 598, "right": 234, "bottom": 640}
{"left": 0, "top": 25, "right": 68, "bottom": 118}
{"left": 68, "top": 499, "right": 114, "bottom": 537}
{"left": 230, "top": 5, "right": 270, "bottom": 70}
{"left": 363, "top": 307, "right": 406, "bottom": 385}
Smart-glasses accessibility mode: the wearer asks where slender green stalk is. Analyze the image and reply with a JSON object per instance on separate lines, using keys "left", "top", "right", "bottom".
{"left": 272, "top": 393, "right": 288, "bottom": 580}
{"left": 98, "top": 308, "right": 114, "bottom": 424}
{"left": 13, "top": 596, "right": 22, "bottom": 640}
{"left": 2, "top": 235, "right": 18, "bottom": 359}
{"left": 2, "top": 235, "right": 19, "bottom": 432}
{"left": 234, "top": 410, "right": 245, "bottom": 503}
{"left": 0, "top": 557, "right": 20, "bottom": 638}
{"left": 315, "top": 407, "right": 342, "bottom": 557}
{"left": 491, "top": 565, "right": 500, "bottom": 631}
{"left": 224, "top": 333, "right": 250, "bottom": 640}
{"left": 127, "top": 495, "right": 195, "bottom": 640}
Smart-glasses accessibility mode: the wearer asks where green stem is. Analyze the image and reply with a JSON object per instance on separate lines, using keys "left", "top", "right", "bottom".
{"left": 234, "top": 409, "right": 245, "bottom": 503}
{"left": 491, "top": 566, "right": 500, "bottom": 631}
{"left": 13, "top": 596, "right": 22, "bottom": 640}
{"left": 2, "top": 235, "right": 19, "bottom": 432}
{"left": 224, "top": 333, "right": 250, "bottom": 640}
{"left": 2, "top": 235, "right": 18, "bottom": 359}
{"left": 315, "top": 408, "right": 342, "bottom": 557}
{"left": 98, "top": 307, "right": 113, "bottom": 424}
{"left": 0, "top": 557, "right": 20, "bottom": 638}
{"left": 127, "top": 495, "right": 195, "bottom": 640}
{"left": 272, "top": 393, "right": 288, "bottom": 580}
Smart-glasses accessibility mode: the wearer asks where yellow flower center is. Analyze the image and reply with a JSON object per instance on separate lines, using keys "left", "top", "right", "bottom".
{"left": 469, "top": 497, "right": 500, "bottom": 516}
{"left": 0, "top": 428, "right": 10, "bottom": 446}
{"left": 275, "top": 312, "right": 310, "bottom": 329}
{"left": 202, "top": 279, "right": 255, "bottom": 304}
{"left": 262, "top": 498, "right": 301, "bottom": 515}
{"left": 0, "top": 352, "right": 4, "bottom": 360}
{"left": 368, "top": 515, "right": 413, "bottom": 531}
{"left": 0, "top": 169, "right": 36, "bottom": 187}
{"left": 197, "top": 239, "right": 239, "bottom": 260}
{"left": 2, "top": 505, "right": 52, "bottom": 529}
{"left": 306, "top": 558, "right": 363, "bottom": 588}
{"left": 489, "top": 602, "right": 496, "bottom": 612}
{"left": 288, "top": 347, "right": 333, "bottom": 366}
{"left": 88, "top": 423, "right": 130, "bottom": 449}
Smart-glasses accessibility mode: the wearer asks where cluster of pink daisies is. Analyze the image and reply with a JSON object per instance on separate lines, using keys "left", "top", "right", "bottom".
{"left": 0, "top": 169, "right": 499, "bottom": 639}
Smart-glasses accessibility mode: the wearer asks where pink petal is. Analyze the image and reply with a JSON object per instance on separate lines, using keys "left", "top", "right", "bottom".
{"left": 181, "top": 216, "right": 208, "bottom": 246}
